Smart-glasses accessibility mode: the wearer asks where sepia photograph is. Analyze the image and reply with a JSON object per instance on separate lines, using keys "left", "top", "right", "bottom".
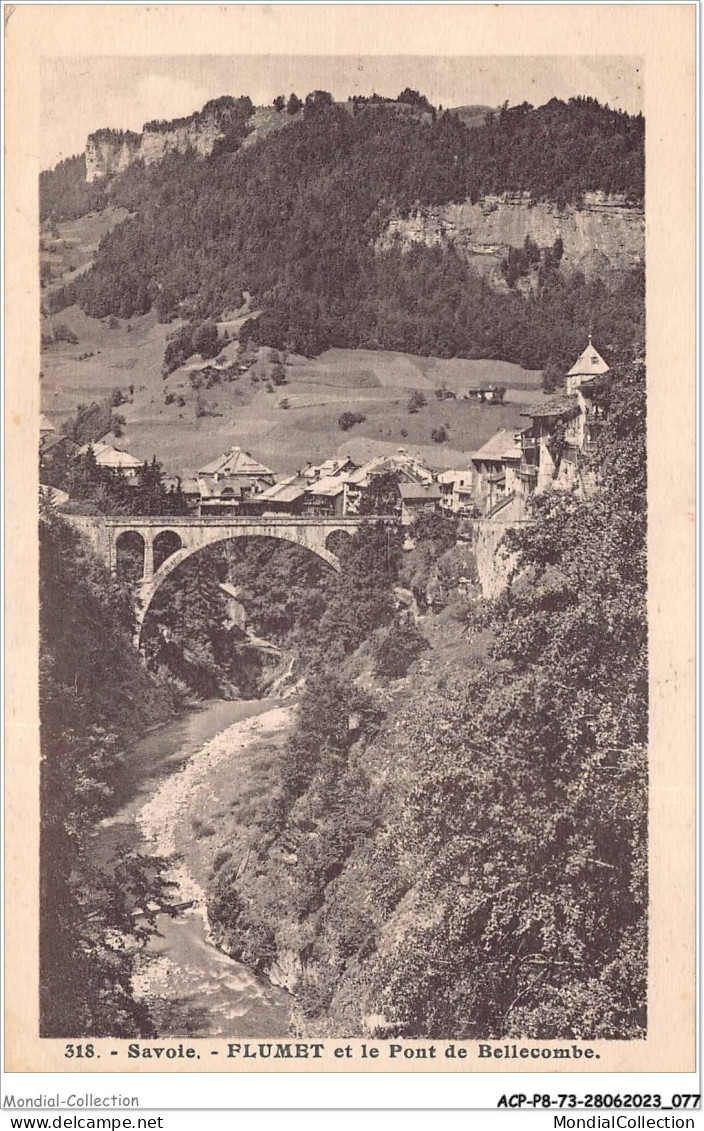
{"left": 3, "top": 4, "right": 696, "bottom": 1081}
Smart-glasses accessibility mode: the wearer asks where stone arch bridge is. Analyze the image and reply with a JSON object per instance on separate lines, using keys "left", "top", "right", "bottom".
{"left": 66, "top": 514, "right": 387, "bottom": 646}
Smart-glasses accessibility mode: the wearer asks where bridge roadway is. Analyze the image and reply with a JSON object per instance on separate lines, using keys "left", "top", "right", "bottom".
{"left": 65, "top": 513, "right": 392, "bottom": 644}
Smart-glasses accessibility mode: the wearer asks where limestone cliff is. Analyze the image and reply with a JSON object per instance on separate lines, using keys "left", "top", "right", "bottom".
{"left": 379, "top": 192, "right": 644, "bottom": 280}
{"left": 85, "top": 118, "right": 225, "bottom": 182}
{"left": 85, "top": 131, "right": 142, "bottom": 182}
{"left": 85, "top": 97, "right": 261, "bottom": 182}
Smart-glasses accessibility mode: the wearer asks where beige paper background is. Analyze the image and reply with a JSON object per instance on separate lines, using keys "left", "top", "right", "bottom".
{"left": 4, "top": 4, "right": 696, "bottom": 1074}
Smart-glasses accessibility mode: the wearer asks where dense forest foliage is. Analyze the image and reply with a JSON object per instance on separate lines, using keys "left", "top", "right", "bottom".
{"left": 209, "top": 356, "right": 647, "bottom": 1039}
{"left": 138, "top": 542, "right": 322, "bottom": 699}
{"left": 39, "top": 155, "right": 107, "bottom": 222}
{"left": 44, "top": 95, "right": 643, "bottom": 369}
{"left": 242, "top": 246, "right": 644, "bottom": 370}
{"left": 39, "top": 504, "right": 183, "bottom": 1036}
{"left": 42, "top": 441, "right": 190, "bottom": 517}
{"left": 143, "top": 94, "right": 254, "bottom": 138}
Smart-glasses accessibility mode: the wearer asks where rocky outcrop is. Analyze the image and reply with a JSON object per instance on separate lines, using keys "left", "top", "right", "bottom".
{"left": 139, "top": 117, "right": 224, "bottom": 167}
{"left": 85, "top": 97, "right": 259, "bottom": 182}
{"left": 85, "top": 118, "right": 224, "bottom": 182}
{"left": 379, "top": 192, "right": 644, "bottom": 279}
{"left": 85, "top": 131, "right": 142, "bottom": 182}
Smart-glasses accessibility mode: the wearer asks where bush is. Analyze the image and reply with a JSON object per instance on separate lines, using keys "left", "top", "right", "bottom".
{"left": 279, "top": 397, "right": 290, "bottom": 410}
{"left": 375, "top": 621, "right": 429, "bottom": 679}
{"left": 431, "top": 425, "right": 449, "bottom": 443}
{"left": 338, "top": 411, "right": 366, "bottom": 431}
{"left": 163, "top": 324, "right": 195, "bottom": 375}
{"left": 304, "top": 90, "right": 335, "bottom": 118}
{"left": 407, "top": 390, "right": 427, "bottom": 413}
{"left": 193, "top": 321, "right": 220, "bottom": 359}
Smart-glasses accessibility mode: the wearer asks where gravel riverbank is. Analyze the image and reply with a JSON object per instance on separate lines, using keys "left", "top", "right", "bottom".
{"left": 131, "top": 701, "right": 296, "bottom": 1035}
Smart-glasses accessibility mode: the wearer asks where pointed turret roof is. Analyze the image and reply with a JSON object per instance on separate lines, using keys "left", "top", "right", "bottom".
{"left": 567, "top": 337, "right": 610, "bottom": 378}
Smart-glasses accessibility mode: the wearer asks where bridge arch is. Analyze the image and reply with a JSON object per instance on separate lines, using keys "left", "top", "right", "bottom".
{"left": 133, "top": 527, "right": 342, "bottom": 646}
{"left": 325, "top": 528, "right": 352, "bottom": 557}
{"left": 153, "top": 529, "right": 183, "bottom": 571}
{"left": 61, "top": 513, "right": 390, "bottom": 649}
{"left": 115, "top": 530, "right": 145, "bottom": 584}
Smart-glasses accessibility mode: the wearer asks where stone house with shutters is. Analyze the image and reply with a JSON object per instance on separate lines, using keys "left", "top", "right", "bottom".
{"left": 196, "top": 447, "right": 275, "bottom": 516}
{"left": 470, "top": 429, "right": 522, "bottom": 515}
{"left": 518, "top": 339, "right": 611, "bottom": 499}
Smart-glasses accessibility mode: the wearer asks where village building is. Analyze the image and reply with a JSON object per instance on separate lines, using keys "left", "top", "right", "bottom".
{"left": 566, "top": 336, "right": 610, "bottom": 396}
{"left": 437, "top": 468, "right": 475, "bottom": 515}
{"left": 462, "top": 384, "right": 506, "bottom": 404}
{"left": 39, "top": 483, "right": 69, "bottom": 508}
{"left": 345, "top": 449, "right": 435, "bottom": 514}
{"left": 196, "top": 447, "right": 275, "bottom": 516}
{"left": 398, "top": 481, "right": 442, "bottom": 525}
{"left": 302, "top": 456, "right": 357, "bottom": 482}
{"left": 449, "top": 375, "right": 507, "bottom": 404}
{"left": 518, "top": 338, "right": 611, "bottom": 497}
{"left": 564, "top": 337, "right": 611, "bottom": 453}
{"left": 162, "top": 475, "right": 201, "bottom": 510}
{"left": 255, "top": 475, "right": 308, "bottom": 516}
{"left": 517, "top": 398, "right": 580, "bottom": 494}
{"left": 40, "top": 432, "right": 80, "bottom": 474}
{"left": 249, "top": 455, "right": 355, "bottom": 518}
{"left": 470, "top": 429, "right": 523, "bottom": 515}
{"left": 301, "top": 475, "right": 349, "bottom": 517}
{"left": 77, "top": 439, "right": 144, "bottom": 478}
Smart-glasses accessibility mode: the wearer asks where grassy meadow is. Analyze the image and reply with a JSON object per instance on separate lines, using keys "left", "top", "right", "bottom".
{"left": 40, "top": 212, "right": 543, "bottom": 479}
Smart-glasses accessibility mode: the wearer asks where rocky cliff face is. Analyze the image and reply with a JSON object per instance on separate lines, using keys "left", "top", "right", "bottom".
{"left": 85, "top": 116, "right": 225, "bottom": 182}
{"left": 84, "top": 101, "right": 298, "bottom": 183}
{"left": 85, "top": 132, "right": 142, "bottom": 182}
{"left": 379, "top": 192, "right": 644, "bottom": 280}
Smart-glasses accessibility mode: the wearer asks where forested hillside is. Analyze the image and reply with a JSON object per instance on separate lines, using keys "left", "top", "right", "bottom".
{"left": 39, "top": 504, "right": 183, "bottom": 1035}
{"left": 39, "top": 155, "right": 107, "bottom": 222}
{"left": 207, "top": 356, "right": 648, "bottom": 1039}
{"left": 44, "top": 96, "right": 644, "bottom": 369}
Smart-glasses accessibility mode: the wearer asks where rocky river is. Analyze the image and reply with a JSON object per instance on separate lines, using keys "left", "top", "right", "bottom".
{"left": 93, "top": 699, "right": 294, "bottom": 1038}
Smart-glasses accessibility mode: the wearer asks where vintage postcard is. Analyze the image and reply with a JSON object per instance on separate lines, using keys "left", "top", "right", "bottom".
{"left": 3, "top": 3, "right": 697, "bottom": 1084}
